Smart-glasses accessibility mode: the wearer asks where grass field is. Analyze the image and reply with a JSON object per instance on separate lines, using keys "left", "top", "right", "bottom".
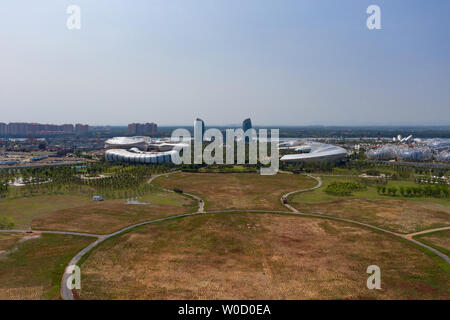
{"left": 0, "top": 195, "right": 93, "bottom": 229}
{"left": 414, "top": 230, "right": 450, "bottom": 256}
{"left": 0, "top": 233, "right": 93, "bottom": 300}
{"left": 0, "top": 188, "right": 196, "bottom": 234}
{"left": 154, "top": 172, "right": 316, "bottom": 211}
{"left": 31, "top": 191, "right": 196, "bottom": 234}
{"left": 79, "top": 213, "right": 449, "bottom": 300}
{"left": 290, "top": 176, "right": 450, "bottom": 233}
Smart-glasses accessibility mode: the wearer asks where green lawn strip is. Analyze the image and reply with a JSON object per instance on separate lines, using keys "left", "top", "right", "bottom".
{"left": 0, "top": 195, "right": 93, "bottom": 229}
{"left": 0, "top": 233, "right": 94, "bottom": 300}
{"left": 413, "top": 230, "right": 450, "bottom": 257}
{"left": 290, "top": 176, "right": 449, "bottom": 205}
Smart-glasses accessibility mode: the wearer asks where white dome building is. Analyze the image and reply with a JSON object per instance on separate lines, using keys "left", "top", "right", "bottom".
{"left": 105, "top": 136, "right": 152, "bottom": 150}
{"left": 280, "top": 142, "right": 348, "bottom": 163}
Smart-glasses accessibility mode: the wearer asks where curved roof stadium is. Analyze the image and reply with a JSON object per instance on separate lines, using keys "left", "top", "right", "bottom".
{"left": 280, "top": 142, "right": 348, "bottom": 162}
{"left": 105, "top": 148, "right": 177, "bottom": 164}
{"left": 105, "top": 136, "right": 152, "bottom": 150}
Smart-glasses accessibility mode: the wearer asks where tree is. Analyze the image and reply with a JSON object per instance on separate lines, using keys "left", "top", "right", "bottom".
{"left": 391, "top": 186, "right": 397, "bottom": 196}
{"left": 0, "top": 216, "right": 15, "bottom": 229}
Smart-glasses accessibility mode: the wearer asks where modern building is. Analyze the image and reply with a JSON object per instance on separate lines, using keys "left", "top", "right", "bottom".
{"left": 0, "top": 123, "right": 6, "bottom": 136}
{"left": 105, "top": 136, "right": 152, "bottom": 150}
{"left": 105, "top": 148, "right": 177, "bottom": 164}
{"left": 280, "top": 142, "right": 348, "bottom": 163}
{"left": 75, "top": 124, "right": 89, "bottom": 135}
{"left": 195, "top": 118, "right": 206, "bottom": 140}
{"left": 105, "top": 136, "right": 188, "bottom": 164}
{"left": 243, "top": 118, "right": 252, "bottom": 132}
{"left": 128, "top": 123, "right": 157, "bottom": 136}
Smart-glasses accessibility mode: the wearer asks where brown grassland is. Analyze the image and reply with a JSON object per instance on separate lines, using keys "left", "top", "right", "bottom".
{"left": 79, "top": 213, "right": 449, "bottom": 300}
{"left": 0, "top": 233, "right": 93, "bottom": 300}
{"left": 31, "top": 193, "right": 196, "bottom": 235}
{"left": 153, "top": 172, "right": 316, "bottom": 211}
{"left": 291, "top": 198, "right": 450, "bottom": 234}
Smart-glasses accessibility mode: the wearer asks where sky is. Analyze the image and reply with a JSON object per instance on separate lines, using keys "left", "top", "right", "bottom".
{"left": 0, "top": 0, "right": 449, "bottom": 126}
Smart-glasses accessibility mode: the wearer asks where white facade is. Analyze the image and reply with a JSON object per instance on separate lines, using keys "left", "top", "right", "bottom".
{"left": 280, "top": 142, "right": 348, "bottom": 163}
{"left": 105, "top": 148, "right": 178, "bottom": 164}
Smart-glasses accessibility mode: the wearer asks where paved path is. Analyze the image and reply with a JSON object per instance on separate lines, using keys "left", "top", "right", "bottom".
{"left": 60, "top": 211, "right": 204, "bottom": 300}
{"left": 0, "top": 229, "right": 99, "bottom": 238}
{"left": 404, "top": 226, "right": 450, "bottom": 238}
{"left": 149, "top": 171, "right": 204, "bottom": 213}
{"left": 280, "top": 174, "right": 322, "bottom": 213}
{"left": 279, "top": 174, "right": 450, "bottom": 264}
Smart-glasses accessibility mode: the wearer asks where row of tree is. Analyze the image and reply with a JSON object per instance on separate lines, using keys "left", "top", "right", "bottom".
{"left": 376, "top": 184, "right": 449, "bottom": 198}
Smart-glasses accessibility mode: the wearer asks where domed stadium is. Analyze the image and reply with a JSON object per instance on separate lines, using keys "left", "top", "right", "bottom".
{"left": 280, "top": 142, "right": 348, "bottom": 162}
{"left": 104, "top": 136, "right": 152, "bottom": 150}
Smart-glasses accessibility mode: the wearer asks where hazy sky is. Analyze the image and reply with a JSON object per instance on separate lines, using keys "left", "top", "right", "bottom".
{"left": 0, "top": 0, "right": 449, "bottom": 126}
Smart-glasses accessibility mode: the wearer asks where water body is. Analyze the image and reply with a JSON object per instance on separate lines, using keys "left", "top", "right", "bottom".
{"left": 126, "top": 198, "right": 149, "bottom": 205}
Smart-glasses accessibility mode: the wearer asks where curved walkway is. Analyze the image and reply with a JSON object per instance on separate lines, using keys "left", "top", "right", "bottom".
{"left": 405, "top": 226, "right": 450, "bottom": 239}
{"left": 0, "top": 229, "right": 99, "bottom": 238}
{"left": 149, "top": 171, "right": 204, "bottom": 213}
{"left": 279, "top": 174, "right": 450, "bottom": 264}
{"left": 1, "top": 171, "right": 448, "bottom": 300}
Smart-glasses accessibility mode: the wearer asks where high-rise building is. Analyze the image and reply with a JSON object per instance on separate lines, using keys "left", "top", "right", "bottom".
{"left": 128, "top": 123, "right": 157, "bottom": 136}
{"left": 75, "top": 124, "right": 89, "bottom": 135}
{"left": 61, "top": 124, "right": 74, "bottom": 134}
{"left": 0, "top": 123, "right": 7, "bottom": 136}
{"left": 243, "top": 118, "right": 252, "bottom": 132}
{"left": 195, "top": 118, "right": 205, "bottom": 138}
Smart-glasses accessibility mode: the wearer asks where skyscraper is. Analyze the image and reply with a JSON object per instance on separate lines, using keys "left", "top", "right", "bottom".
{"left": 242, "top": 118, "right": 252, "bottom": 132}
{"left": 196, "top": 118, "right": 205, "bottom": 138}
{"left": 128, "top": 123, "right": 157, "bottom": 136}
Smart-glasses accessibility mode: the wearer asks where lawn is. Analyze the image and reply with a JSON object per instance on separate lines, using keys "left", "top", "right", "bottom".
{"left": 79, "top": 213, "right": 449, "bottom": 300}
{"left": 0, "top": 195, "right": 93, "bottom": 229}
{"left": 0, "top": 188, "right": 196, "bottom": 234}
{"left": 153, "top": 172, "right": 316, "bottom": 211}
{"left": 31, "top": 190, "right": 197, "bottom": 235}
{"left": 290, "top": 176, "right": 450, "bottom": 233}
{"left": 0, "top": 233, "right": 93, "bottom": 300}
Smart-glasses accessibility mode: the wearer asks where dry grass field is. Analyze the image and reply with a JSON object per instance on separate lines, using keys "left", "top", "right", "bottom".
{"left": 292, "top": 198, "right": 449, "bottom": 234}
{"left": 153, "top": 172, "right": 316, "bottom": 211}
{"left": 0, "top": 233, "right": 93, "bottom": 300}
{"left": 31, "top": 192, "right": 196, "bottom": 234}
{"left": 0, "top": 195, "right": 93, "bottom": 229}
{"left": 79, "top": 213, "right": 449, "bottom": 300}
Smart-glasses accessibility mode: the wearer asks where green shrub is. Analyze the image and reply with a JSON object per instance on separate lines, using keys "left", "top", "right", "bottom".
{"left": 0, "top": 216, "right": 15, "bottom": 230}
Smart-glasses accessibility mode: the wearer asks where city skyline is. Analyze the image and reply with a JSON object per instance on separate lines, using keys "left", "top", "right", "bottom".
{"left": 1, "top": 1, "right": 449, "bottom": 126}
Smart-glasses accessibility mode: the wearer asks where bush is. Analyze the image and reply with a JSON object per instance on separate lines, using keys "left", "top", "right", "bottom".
{"left": 0, "top": 216, "right": 15, "bottom": 230}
